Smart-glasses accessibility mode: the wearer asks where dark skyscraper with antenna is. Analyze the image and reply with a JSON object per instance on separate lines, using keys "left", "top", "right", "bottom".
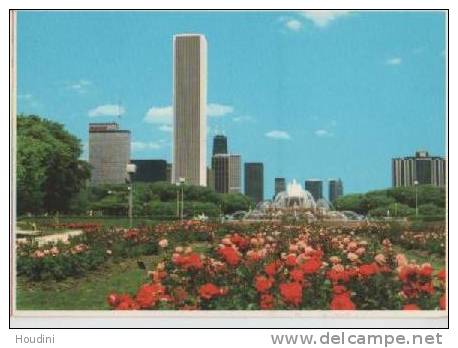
{"left": 212, "top": 134, "right": 228, "bottom": 155}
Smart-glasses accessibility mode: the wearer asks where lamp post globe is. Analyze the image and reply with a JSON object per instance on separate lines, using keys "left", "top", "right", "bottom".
{"left": 126, "top": 163, "right": 137, "bottom": 228}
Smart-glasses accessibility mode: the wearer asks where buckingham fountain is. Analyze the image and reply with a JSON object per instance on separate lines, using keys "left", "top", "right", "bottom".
{"left": 244, "top": 179, "right": 347, "bottom": 222}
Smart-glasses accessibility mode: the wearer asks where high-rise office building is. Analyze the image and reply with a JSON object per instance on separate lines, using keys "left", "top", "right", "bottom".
{"left": 274, "top": 177, "right": 286, "bottom": 197}
{"left": 172, "top": 34, "right": 207, "bottom": 186}
{"left": 89, "top": 123, "right": 130, "bottom": 185}
{"left": 328, "top": 179, "right": 343, "bottom": 203}
{"left": 212, "top": 135, "right": 228, "bottom": 155}
{"left": 392, "top": 150, "right": 446, "bottom": 187}
{"left": 212, "top": 154, "right": 241, "bottom": 193}
{"left": 245, "top": 163, "right": 264, "bottom": 204}
{"left": 305, "top": 179, "right": 323, "bottom": 202}
{"left": 131, "top": 160, "right": 167, "bottom": 183}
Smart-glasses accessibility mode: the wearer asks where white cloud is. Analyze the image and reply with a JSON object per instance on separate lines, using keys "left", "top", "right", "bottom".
{"left": 88, "top": 104, "right": 125, "bottom": 117}
{"left": 131, "top": 141, "right": 163, "bottom": 151}
{"left": 265, "top": 130, "right": 291, "bottom": 140}
{"left": 299, "top": 10, "right": 351, "bottom": 28}
{"left": 315, "top": 129, "right": 333, "bottom": 137}
{"left": 285, "top": 19, "right": 302, "bottom": 31}
{"left": 386, "top": 57, "right": 402, "bottom": 65}
{"left": 18, "top": 93, "right": 32, "bottom": 100}
{"left": 144, "top": 103, "right": 234, "bottom": 125}
{"left": 207, "top": 103, "right": 234, "bottom": 117}
{"left": 159, "top": 124, "right": 173, "bottom": 132}
{"left": 144, "top": 106, "right": 173, "bottom": 124}
{"left": 68, "top": 79, "right": 92, "bottom": 94}
{"left": 232, "top": 115, "right": 254, "bottom": 123}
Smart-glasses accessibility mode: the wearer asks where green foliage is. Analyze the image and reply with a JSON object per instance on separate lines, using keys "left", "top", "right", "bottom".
{"left": 418, "top": 203, "right": 445, "bottom": 217}
{"left": 361, "top": 191, "right": 396, "bottom": 212}
{"left": 17, "top": 248, "right": 107, "bottom": 281}
{"left": 220, "top": 193, "right": 253, "bottom": 214}
{"left": 17, "top": 115, "right": 90, "bottom": 215}
{"left": 388, "top": 185, "right": 445, "bottom": 208}
{"left": 335, "top": 185, "right": 445, "bottom": 219}
{"left": 83, "top": 181, "right": 251, "bottom": 217}
{"left": 333, "top": 194, "right": 365, "bottom": 214}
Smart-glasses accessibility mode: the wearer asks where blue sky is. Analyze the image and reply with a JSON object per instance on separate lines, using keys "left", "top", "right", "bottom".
{"left": 17, "top": 10, "right": 446, "bottom": 198}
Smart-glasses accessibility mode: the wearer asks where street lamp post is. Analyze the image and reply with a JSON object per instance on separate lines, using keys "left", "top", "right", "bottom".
{"left": 414, "top": 180, "right": 419, "bottom": 217}
{"left": 176, "top": 184, "right": 180, "bottom": 218}
{"left": 179, "top": 177, "right": 185, "bottom": 221}
{"left": 126, "top": 163, "right": 137, "bottom": 228}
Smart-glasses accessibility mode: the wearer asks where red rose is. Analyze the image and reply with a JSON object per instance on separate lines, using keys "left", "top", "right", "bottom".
{"left": 264, "top": 261, "right": 280, "bottom": 277}
{"left": 135, "top": 283, "right": 165, "bottom": 309}
{"left": 437, "top": 268, "right": 446, "bottom": 282}
{"left": 290, "top": 268, "right": 304, "bottom": 282}
{"left": 115, "top": 294, "right": 140, "bottom": 310}
{"left": 230, "top": 234, "right": 249, "bottom": 250}
{"left": 174, "top": 253, "right": 204, "bottom": 270}
{"left": 403, "top": 304, "right": 420, "bottom": 310}
{"left": 285, "top": 255, "right": 297, "bottom": 267}
{"left": 255, "top": 275, "right": 274, "bottom": 293}
{"left": 218, "top": 246, "right": 241, "bottom": 266}
{"left": 439, "top": 295, "right": 446, "bottom": 310}
{"left": 186, "top": 253, "right": 204, "bottom": 270}
{"left": 418, "top": 264, "right": 433, "bottom": 278}
{"left": 358, "top": 263, "right": 378, "bottom": 277}
{"left": 279, "top": 282, "right": 302, "bottom": 306}
{"left": 301, "top": 258, "right": 322, "bottom": 274}
{"left": 260, "top": 294, "right": 274, "bottom": 310}
{"left": 330, "top": 292, "right": 355, "bottom": 310}
{"left": 199, "top": 283, "right": 223, "bottom": 300}
{"left": 399, "top": 265, "right": 417, "bottom": 282}
{"left": 327, "top": 269, "right": 350, "bottom": 284}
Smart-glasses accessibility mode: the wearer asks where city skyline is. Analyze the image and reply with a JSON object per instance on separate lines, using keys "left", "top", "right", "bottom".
{"left": 17, "top": 11, "right": 446, "bottom": 198}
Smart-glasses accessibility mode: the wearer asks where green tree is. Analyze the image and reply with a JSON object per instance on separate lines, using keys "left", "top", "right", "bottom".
{"left": 17, "top": 115, "right": 90, "bottom": 215}
{"left": 387, "top": 185, "right": 445, "bottom": 208}
{"left": 361, "top": 191, "right": 396, "bottom": 213}
{"left": 418, "top": 203, "right": 445, "bottom": 217}
{"left": 220, "top": 193, "right": 253, "bottom": 214}
{"left": 333, "top": 194, "right": 365, "bottom": 214}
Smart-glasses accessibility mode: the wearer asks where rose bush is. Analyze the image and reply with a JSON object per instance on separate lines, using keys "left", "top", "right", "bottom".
{"left": 106, "top": 222, "right": 446, "bottom": 310}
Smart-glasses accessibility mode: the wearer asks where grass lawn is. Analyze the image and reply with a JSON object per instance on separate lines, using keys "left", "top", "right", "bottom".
{"left": 17, "top": 216, "right": 165, "bottom": 231}
{"left": 15, "top": 242, "right": 212, "bottom": 310}
{"left": 393, "top": 246, "right": 445, "bottom": 271}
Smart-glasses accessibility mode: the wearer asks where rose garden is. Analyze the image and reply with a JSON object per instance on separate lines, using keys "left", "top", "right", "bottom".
{"left": 16, "top": 219, "right": 446, "bottom": 311}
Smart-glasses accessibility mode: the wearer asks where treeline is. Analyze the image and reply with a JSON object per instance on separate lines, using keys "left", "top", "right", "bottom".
{"left": 334, "top": 185, "right": 446, "bottom": 219}
{"left": 71, "top": 182, "right": 254, "bottom": 217}
{"left": 16, "top": 115, "right": 253, "bottom": 217}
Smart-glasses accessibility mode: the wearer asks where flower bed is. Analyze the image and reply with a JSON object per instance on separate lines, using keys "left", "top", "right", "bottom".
{"left": 15, "top": 221, "right": 219, "bottom": 281}
{"left": 16, "top": 226, "right": 159, "bottom": 281}
{"left": 107, "top": 222, "right": 446, "bottom": 310}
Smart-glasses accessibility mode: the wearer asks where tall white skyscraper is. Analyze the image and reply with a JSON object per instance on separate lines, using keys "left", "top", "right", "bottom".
{"left": 172, "top": 34, "right": 207, "bottom": 186}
